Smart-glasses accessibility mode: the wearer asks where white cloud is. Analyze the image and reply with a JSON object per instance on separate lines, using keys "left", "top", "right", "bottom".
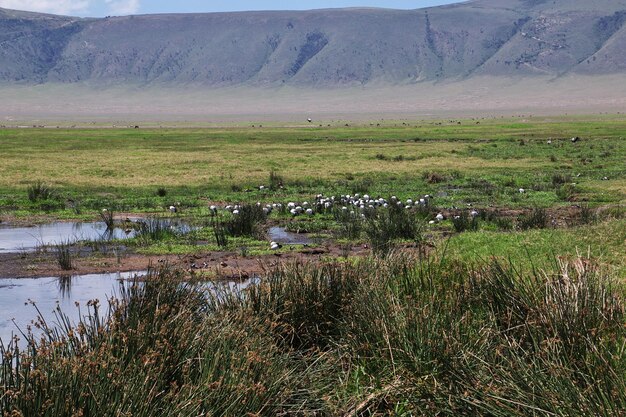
{"left": 0, "top": 0, "right": 90, "bottom": 14}
{"left": 105, "top": 0, "right": 140, "bottom": 15}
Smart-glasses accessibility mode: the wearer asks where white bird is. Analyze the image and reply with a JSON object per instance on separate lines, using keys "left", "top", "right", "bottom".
{"left": 169, "top": 205, "right": 177, "bottom": 213}
{"left": 307, "top": 118, "right": 312, "bottom": 123}
{"left": 270, "top": 241, "right": 281, "bottom": 250}
{"left": 290, "top": 209, "right": 298, "bottom": 216}
{"left": 232, "top": 210, "right": 240, "bottom": 215}
{"left": 470, "top": 210, "right": 479, "bottom": 217}
{"left": 429, "top": 220, "right": 436, "bottom": 225}
{"left": 209, "top": 205, "right": 217, "bottom": 212}
{"left": 436, "top": 213, "right": 444, "bottom": 222}
{"left": 519, "top": 188, "right": 526, "bottom": 194}
{"left": 306, "top": 208, "right": 314, "bottom": 216}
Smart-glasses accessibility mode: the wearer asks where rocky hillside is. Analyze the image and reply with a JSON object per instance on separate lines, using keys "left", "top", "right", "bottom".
{"left": 1, "top": 0, "right": 626, "bottom": 87}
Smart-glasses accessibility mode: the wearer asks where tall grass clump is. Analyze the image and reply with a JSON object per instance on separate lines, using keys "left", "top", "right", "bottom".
{"left": 55, "top": 240, "right": 73, "bottom": 270}
{"left": 364, "top": 204, "right": 422, "bottom": 256}
{"left": 27, "top": 181, "right": 54, "bottom": 202}
{"left": 211, "top": 218, "right": 228, "bottom": 248}
{"left": 517, "top": 207, "right": 549, "bottom": 230}
{"left": 135, "top": 218, "right": 179, "bottom": 245}
{"left": 226, "top": 204, "right": 267, "bottom": 238}
{"left": 0, "top": 268, "right": 327, "bottom": 416}
{"left": 577, "top": 204, "right": 598, "bottom": 225}
{"left": 268, "top": 169, "right": 284, "bottom": 190}
{"left": 452, "top": 211, "right": 479, "bottom": 233}
{"left": 333, "top": 208, "right": 363, "bottom": 239}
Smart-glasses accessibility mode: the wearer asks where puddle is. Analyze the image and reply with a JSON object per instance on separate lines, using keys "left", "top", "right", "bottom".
{"left": 0, "top": 219, "right": 192, "bottom": 253}
{"left": 268, "top": 227, "right": 311, "bottom": 245}
{"left": 0, "top": 271, "right": 259, "bottom": 348}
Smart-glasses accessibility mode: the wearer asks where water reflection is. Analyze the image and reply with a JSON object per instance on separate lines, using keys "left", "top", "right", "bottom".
{"left": 0, "top": 271, "right": 259, "bottom": 348}
{"left": 57, "top": 275, "right": 72, "bottom": 298}
{"left": 268, "top": 227, "right": 311, "bottom": 245}
{"left": 0, "top": 219, "right": 193, "bottom": 253}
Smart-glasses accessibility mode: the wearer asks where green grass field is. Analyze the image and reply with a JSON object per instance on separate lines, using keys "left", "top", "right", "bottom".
{"left": 0, "top": 116, "right": 625, "bottom": 216}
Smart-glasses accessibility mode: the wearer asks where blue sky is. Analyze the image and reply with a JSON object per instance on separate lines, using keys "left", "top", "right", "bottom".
{"left": 0, "top": 0, "right": 459, "bottom": 17}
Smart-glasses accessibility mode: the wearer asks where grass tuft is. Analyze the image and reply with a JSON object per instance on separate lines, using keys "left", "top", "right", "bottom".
{"left": 27, "top": 181, "right": 54, "bottom": 202}
{"left": 55, "top": 240, "right": 73, "bottom": 271}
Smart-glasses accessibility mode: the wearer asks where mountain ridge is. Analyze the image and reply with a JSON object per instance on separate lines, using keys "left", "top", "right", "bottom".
{"left": 1, "top": 0, "right": 626, "bottom": 87}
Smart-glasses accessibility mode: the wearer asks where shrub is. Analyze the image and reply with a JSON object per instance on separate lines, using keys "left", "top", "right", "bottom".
{"left": 156, "top": 187, "right": 167, "bottom": 197}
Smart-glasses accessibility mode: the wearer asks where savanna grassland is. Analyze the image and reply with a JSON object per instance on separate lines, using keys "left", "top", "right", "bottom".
{"left": 1, "top": 116, "right": 625, "bottom": 416}
{"left": 1, "top": 116, "right": 624, "bottom": 202}
{"left": 0, "top": 115, "right": 624, "bottom": 272}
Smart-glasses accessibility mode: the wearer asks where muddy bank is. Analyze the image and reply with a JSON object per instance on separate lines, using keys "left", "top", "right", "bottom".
{"left": 0, "top": 243, "right": 374, "bottom": 280}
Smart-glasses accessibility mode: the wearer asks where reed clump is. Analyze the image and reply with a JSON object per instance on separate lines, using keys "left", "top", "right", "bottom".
{"left": 2, "top": 256, "right": 625, "bottom": 416}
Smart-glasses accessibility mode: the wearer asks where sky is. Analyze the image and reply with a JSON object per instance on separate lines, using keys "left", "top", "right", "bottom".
{"left": 0, "top": 0, "right": 460, "bottom": 17}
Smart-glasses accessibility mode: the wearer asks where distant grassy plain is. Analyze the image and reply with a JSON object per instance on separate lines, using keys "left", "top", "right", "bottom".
{"left": 0, "top": 115, "right": 624, "bottom": 211}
